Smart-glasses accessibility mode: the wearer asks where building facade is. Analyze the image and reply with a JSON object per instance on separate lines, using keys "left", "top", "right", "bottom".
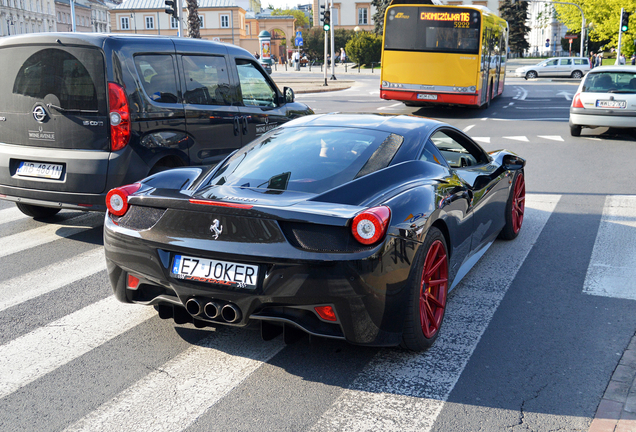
{"left": 110, "top": 0, "right": 295, "bottom": 59}
{"left": 1, "top": 0, "right": 57, "bottom": 36}
{"left": 311, "top": 0, "right": 376, "bottom": 31}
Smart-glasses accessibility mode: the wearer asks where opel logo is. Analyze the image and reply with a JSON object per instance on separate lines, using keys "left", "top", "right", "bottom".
{"left": 33, "top": 106, "right": 47, "bottom": 123}
{"left": 210, "top": 219, "right": 223, "bottom": 240}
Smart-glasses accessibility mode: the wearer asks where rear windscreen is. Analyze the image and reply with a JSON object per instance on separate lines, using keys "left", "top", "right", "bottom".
{"left": 0, "top": 46, "right": 106, "bottom": 113}
{"left": 384, "top": 6, "right": 481, "bottom": 54}
{"left": 583, "top": 72, "right": 636, "bottom": 93}
{"left": 204, "top": 126, "right": 403, "bottom": 194}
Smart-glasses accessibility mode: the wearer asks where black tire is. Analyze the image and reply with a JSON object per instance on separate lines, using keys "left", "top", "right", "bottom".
{"left": 16, "top": 203, "right": 61, "bottom": 219}
{"left": 570, "top": 125, "right": 582, "bottom": 137}
{"left": 571, "top": 70, "right": 583, "bottom": 79}
{"left": 499, "top": 170, "right": 525, "bottom": 240}
{"left": 401, "top": 227, "right": 449, "bottom": 351}
{"left": 525, "top": 71, "right": 537, "bottom": 79}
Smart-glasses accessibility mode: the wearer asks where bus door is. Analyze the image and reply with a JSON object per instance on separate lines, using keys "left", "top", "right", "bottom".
{"left": 480, "top": 28, "right": 492, "bottom": 105}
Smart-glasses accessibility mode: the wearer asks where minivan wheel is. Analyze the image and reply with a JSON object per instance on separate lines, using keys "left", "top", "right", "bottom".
{"left": 570, "top": 125, "right": 582, "bottom": 137}
{"left": 16, "top": 203, "right": 61, "bottom": 219}
{"left": 525, "top": 71, "right": 538, "bottom": 79}
{"left": 571, "top": 70, "right": 583, "bottom": 79}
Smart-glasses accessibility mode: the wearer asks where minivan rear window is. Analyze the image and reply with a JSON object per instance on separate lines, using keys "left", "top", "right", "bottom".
{"left": 2, "top": 46, "right": 106, "bottom": 112}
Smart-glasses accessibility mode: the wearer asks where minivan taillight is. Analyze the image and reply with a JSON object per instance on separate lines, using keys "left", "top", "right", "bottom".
{"left": 352, "top": 206, "right": 391, "bottom": 245}
{"left": 108, "top": 82, "right": 131, "bottom": 151}
{"left": 572, "top": 92, "right": 584, "bottom": 108}
{"left": 106, "top": 183, "right": 141, "bottom": 216}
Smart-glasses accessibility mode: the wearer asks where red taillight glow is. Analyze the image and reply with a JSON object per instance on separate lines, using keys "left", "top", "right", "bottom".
{"left": 351, "top": 206, "right": 391, "bottom": 245}
{"left": 314, "top": 306, "right": 337, "bottom": 322}
{"left": 572, "top": 93, "right": 584, "bottom": 108}
{"left": 106, "top": 182, "right": 141, "bottom": 217}
{"left": 188, "top": 199, "right": 253, "bottom": 209}
{"left": 127, "top": 274, "right": 140, "bottom": 289}
{"left": 108, "top": 82, "right": 131, "bottom": 152}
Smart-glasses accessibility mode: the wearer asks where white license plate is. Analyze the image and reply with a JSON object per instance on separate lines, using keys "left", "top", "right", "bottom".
{"left": 16, "top": 161, "right": 63, "bottom": 179}
{"left": 596, "top": 100, "right": 626, "bottom": 109}
{"left": 171, "top": 254, "right": 259, "bottom": 289}
{"left": 417, "top": 94, "right": 438, "bottom": 100}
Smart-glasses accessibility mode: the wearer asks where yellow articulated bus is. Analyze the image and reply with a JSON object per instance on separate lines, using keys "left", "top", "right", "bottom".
{"left": 380, "top": 1, "right": 508, "bottom": 108}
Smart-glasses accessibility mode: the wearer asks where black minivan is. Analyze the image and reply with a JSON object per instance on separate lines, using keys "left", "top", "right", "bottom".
{"left": 0, "top": 33, "right": 313, "bottom": 218}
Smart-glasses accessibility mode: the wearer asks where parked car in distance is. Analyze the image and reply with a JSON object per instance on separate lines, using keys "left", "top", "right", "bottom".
{"left": 104, "top": 113, "right": 526, "bottom": 351}
{"left": 0, "top": 33, "right": 312, "bottom": 218}
{"left": 569, "top": 65, "right": 636, "bottom": 136}
{"left": 515, "top": 57, "right": 591, "bottom": 80}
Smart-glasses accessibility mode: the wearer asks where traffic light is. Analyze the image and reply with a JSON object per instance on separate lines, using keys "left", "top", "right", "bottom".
{"left": 165, "top": 0, "right": 177, "bottom": 19}
{"left": 621, "top": 11, "right": 630, "bottom": 32}
{"left": 324, "top": 10, "right": 331, "bottom": 31}
{"left": 319, "top": 5, "right": 325, "bottom": 27}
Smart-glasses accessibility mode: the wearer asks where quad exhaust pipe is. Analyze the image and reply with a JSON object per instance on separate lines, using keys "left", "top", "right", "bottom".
{"left": 185, "top": 298, "right": 241, "bottom": 323}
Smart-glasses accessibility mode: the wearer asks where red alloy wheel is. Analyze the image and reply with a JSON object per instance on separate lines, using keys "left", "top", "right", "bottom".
{"left": 420, "top": 239, "right": 448, "bottom": 339}
{"left": 512, "top": 173, "right": 526, "bottom": 234}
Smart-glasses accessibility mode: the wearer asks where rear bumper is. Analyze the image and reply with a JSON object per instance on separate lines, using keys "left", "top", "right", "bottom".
{"left": 570, "top": 109, "right": 636, "bottom": 128}
{"left": 104, "top": 215, "right": 418, "bottom": 347}
{"left": 0, "top": 187, "right": 106, "bottom": 210}
{"left": 380, "top": 89, "right": 480, "bottom": 106}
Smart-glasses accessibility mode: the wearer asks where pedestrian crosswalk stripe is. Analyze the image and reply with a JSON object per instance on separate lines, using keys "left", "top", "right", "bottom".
{"left": 583, "top": 195, "right": 636, "bottom": 301}
{"left": 0, "top": 212, "right": 103, "bottom": 259}
{"left": 538, "top": 135, "right": 564, "bottom": 142}
{"left": 472, "top": 137, "right": 490, "bottom": 143}
{"left": 64, "top": 331, "right": 284, "bottom": 432}
{"left": 0, "top": 297, "right": 155, "bottom": 399}
{"left": 309, "top": 194, "right": 561, "bottom": 432}
{"left": 503, "top": 136, "right": 530, "bottom": 142}
{"left": 0, "top": 207, "right": 26, "bottom": 226}
{"left": 0, "top": 247, "right": 106, "bottom": 313}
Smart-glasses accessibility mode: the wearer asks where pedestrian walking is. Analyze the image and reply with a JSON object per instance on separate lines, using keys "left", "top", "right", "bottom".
{"left": 632, "top": 53, "right": 636, "bottom": 65}
{"left": 618, "top": 53, "right": 626, "bottom": 65}
{"left": 590, "top": 52, "right": 595, "bottom": 69}
{"left": 595, "top": 52, "right": 603, "bottom": 67}
{"left": 293, "top": 50, "right": 300, "bottom": 71}
{"left": 340, "top": 48, "right": 347, "bottom": 64}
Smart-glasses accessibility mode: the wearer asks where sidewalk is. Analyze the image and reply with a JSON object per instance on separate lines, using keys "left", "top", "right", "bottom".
{"left": 270, "top": 62, "right": 380, "bottom": 94}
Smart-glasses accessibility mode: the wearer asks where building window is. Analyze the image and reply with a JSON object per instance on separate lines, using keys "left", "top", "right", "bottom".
{"left": 198, "top": 15, "right": 204, "bottom": 28}
{"left": 145, "top": 16, "right": 154, "bottom": 29}
{"left": 472, "top": 1, "right": 488, "bottom": 6}
{"left": 120, "top": 16, "right": 129, "bottom": 30}
{"left": 245, "top": 24, "right": 249, "bottom": 35}
{"left": 358, "top": 7, "right": 368, "bottom": 25}
{"left": 57, "top": 12, "right": 60, "bottom": 22}
{"left": 333, "top": 8, "right": 339, "bottom": 25}
{"left": 220, "top": 14, "right": 229, "bottom": 28}
{"left": 171, "top": 16, "right": 178, "bottom": 29}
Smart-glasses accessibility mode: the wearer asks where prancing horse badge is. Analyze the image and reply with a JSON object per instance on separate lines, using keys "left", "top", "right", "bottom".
{"left": 210, "top": 219, "right": 223, "bottom": 239}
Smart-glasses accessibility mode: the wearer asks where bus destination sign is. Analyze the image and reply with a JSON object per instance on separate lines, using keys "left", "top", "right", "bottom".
{"left": 420, "top": 12, "right": 470, "bottom": 22}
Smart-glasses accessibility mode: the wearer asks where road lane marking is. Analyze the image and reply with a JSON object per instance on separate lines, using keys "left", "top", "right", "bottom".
{"left": 583, "top": 195, "right": 636, "bottom": 300}
{"left": 0, "top": 207, "right": 26, "bottom": 226}
{"left": 463, "top": 125, "right": 475, "bottom": 132}
{"left": 0, "top": 212, "right": 103, "bottom": 259}
{"left": 514, "top": 107, "right": 569, "bottom": 110}
{"left": 0, "top": 248, "right": 106, "bottom": 312}
{"left": 64, "top": 331, "right": 284, "bottom": 432}
{"left": 309, "top": 194, "right": 561, "bottom": 432}
{"left": 538, "top": 135, "right": 564, "bottom": 142}
{"left": 556, "top": 91, "right": 573, "bottom": 100}
{"left": 377, "top": 103, "right": 403, "bottom": 110}
{"left": 491, "top": 118, "right": 569, "bottom": 122}
{"left": 503, "top": 136, "right": 529, "bottom": 142}
{"left": 472, "top": 137, "right": 490, "bottom": 143}
{"left": 0, "top": 297, "right": 156, "bottom": 399}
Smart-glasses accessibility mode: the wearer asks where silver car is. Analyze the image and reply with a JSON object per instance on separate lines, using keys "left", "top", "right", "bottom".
{"left": 515, "top": 57, "right": 591, "bottom": 79}
{"left": 569, "top": 66, "right": 636, "bottom": 136}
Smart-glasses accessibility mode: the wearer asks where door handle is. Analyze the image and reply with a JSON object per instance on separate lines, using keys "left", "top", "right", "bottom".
{"left": 233, "top": 117, "right": 240, "bottom": 136}
{"left": 242, "top": 116, "right": 249, "bottom": 135}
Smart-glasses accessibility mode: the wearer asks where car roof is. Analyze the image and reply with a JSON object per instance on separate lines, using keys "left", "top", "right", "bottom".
{"left": 281, "top": 113, "right": 445, "bottom": 137}
{"left": 587, "top": 65, "right": 636, "bottom": 73}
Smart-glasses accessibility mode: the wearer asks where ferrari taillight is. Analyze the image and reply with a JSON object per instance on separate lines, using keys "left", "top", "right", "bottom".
{"left": 106, "top": 182, "right": 141, "bottom": 216}
{"left": 351, "top": 206, "right": 391, "bottom": 245}
{"left": 108, "top": 82, "right": 131, "bottom": 151}
{"left": 572, "top": 93, "right": 584, "bottom": 108}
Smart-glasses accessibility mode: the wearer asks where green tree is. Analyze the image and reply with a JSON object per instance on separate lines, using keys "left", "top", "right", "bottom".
{"left": 499, "top": 0, "right": 530, "bottom": 56}
{"left": 345, "top": 31, "right": 382, "bottom": 65}
{"left": 334, "top": 28, "right": 356, "bottom": 55}
{"left": 272, "top": 9, "right": 310, "bottom": 29}
{"left": 554, "top": 0, "right": 635, "bottom": 57}
{"left": 302, "top": 27, "right": 326, "bottom": 61}
{"left": 371, "top": 0, "right": 391, "bottom": 35}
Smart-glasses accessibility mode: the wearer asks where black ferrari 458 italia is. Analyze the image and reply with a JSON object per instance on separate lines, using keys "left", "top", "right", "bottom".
{"left": 104, "top": 113, "right": 526, "bottom": 351}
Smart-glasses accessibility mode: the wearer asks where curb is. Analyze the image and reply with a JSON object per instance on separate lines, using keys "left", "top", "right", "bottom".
{"left": 589, "top": 333, "right": 636, "bottom": 432}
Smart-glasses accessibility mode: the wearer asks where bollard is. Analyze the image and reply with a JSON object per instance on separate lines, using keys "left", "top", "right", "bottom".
{"left": 358, "top": 64, "right": 360, "bottom": 73}
{"left": 345, "top": 62, "right": 347, "bottom": 72}
{"left": 371, "top": 62, "right": 375, "bottom": 73}
{"left": 285, "top": 62, "right": 287, "bottom": 71}
{"left": 321, "top": 64, "right": 323, "bottom": 72}
{"left": 274, "top": 63, "right": 277, "bottom": 71}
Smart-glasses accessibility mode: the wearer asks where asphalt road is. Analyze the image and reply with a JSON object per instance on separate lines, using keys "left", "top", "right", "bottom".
{"left": 1, "top": 74, "right": 635, "bottom": 432}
